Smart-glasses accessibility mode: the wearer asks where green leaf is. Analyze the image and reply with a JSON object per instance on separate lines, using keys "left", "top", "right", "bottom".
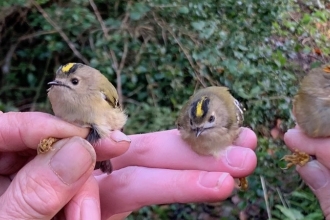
{"left": 191, "top": 21, "right": 205, "bottom": 31}
{"left": 129, "top": 3, "right": 150, "bottom": 20}
{"left": 275, "top": 205, "right": 304, "bottom": 220}
{"left": 301, "top": 14, "right": 311, "bottom": 24}
{"left": 27, "top": 73, "right": 36, "bottom": 87}
{"left": 314, "top": 10, "right": 328, "bottom": 22}
{"left": 233, "top": 50, "right": 244, "bottom": 59}
{"left": 179, "top": 6, "right": 189, "bottom": 14}
{"left": 238, "top": 45, "right": 248, "bottom": 51}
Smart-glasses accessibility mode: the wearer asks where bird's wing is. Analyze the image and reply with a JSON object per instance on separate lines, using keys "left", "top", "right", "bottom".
{"left": 233, "top": 99, "right": 244, "bottom": 126}
{"left": 101, "top": 82, "right": 120, "bottom": 108}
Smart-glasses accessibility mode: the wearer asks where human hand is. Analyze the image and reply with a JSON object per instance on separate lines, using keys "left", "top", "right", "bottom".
{"left": 285, "top": 128, "right": 330, "bottom": 219}
{"left": 0, "top": 112, "right": 130, "bottom": 219}
{"left": 0, "top": 111, "right": 257, "bottom": 220}
{"left": 96, "top": 127, "right": 257, "bottom": 219}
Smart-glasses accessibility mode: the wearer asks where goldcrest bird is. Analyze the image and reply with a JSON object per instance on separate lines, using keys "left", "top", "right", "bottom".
{"left": 38, "top": 63, "right": 127, "bottom": 174}
{"left": 283, "top": 64, "right": 330, "bottom": 168}
{"left": 293, "top": 64, "right": 330, "bottom": 137}
{"left": 177, "top": 86, "right": 244, "bottom": 157}
{"left": 177, "top": 86, "right": 247, "bottom": 190}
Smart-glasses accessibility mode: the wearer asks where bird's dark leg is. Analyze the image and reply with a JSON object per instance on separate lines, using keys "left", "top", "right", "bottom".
{"left": 87, "top": 124, "right": 113, "bottom": 174}
{"left": 86, "top": 125, "right": 101, "bottom": 143}
{"left": 94, "top": 160, "right": 113, "bottom": 174}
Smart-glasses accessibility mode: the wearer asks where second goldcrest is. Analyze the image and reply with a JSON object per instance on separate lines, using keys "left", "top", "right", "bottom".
{"left": 283, "top": 64, "right": 330, "bottom": 168}
{"left": 177, "top": 86, "right": 247, "bottom": 189}
{"left": 177, "top": 86, "right": 244, "bottom": 157}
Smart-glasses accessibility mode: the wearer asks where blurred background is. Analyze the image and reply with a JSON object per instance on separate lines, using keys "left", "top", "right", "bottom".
{"left": 1, "top": 0, "right": 329, "bottom": 219}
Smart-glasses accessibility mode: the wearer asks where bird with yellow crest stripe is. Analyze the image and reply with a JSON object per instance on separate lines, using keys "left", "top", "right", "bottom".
{"left": 177, "top": 86, "right": 247, "bottom": 190}
{"left": 38, "top": 63, "right": 127, "bottom": 174}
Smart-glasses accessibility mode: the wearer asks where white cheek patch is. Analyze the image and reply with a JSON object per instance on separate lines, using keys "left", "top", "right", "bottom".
{"left": 204, "top": 121, "right": 215, "bottom": 128}
{"left": 204, "top": 112, "right": 216, "bottom": 128}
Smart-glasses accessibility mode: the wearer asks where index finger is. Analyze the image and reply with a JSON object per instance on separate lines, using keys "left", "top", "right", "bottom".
{"left": 284, "top": 128, "right": 328, "bottom": 155}
{"left": 111, "top": 128, "right": 257, "bottom": 177}
{"left": 284, "top": 128, "right": 330, "bottom": 170}
{"left": 0, "top": 112, "right": 89, "bottom": 151}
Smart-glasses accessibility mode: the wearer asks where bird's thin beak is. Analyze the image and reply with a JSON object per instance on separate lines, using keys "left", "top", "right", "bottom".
{"left": 47, "top": 80, "right": 71, "bottom": 91}
{"left": 195, "top": 127, "right": 205, "bottom": 137}
{"left": 48, "top": 80, "right": 62, "bottom": 86}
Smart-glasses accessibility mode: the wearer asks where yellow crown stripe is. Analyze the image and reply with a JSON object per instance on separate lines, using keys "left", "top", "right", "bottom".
{"left": 195, "top": 96, "right": 207, "bottom": 117}
{"left": 61, "top": 63, "right": 76, "bottom": 73}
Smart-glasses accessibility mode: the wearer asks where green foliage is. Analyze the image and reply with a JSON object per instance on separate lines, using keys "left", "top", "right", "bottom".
{"left": 273, "top": 1, "right": 330, "bottom": 60}
{"left": 124, "top": 104, "right": 177, "bottom": 134}
{"left": 0, "top": 0, "right": 27, "bottom": 7}
{"left": 0, "top": 0, "right": 328, "bottom": 218}
{"left": 272, "top": 191, "right": 323, "bottom": 220}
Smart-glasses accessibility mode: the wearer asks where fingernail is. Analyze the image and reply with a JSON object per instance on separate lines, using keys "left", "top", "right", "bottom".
{"left": 198, "top": 172, "right": 230, "bottom": 188}
{"left": 110, "top": 130, "right": 131, "bottom": 143}
{"left": 226, "top": 147, "right": 249, "bottom": 169}
{"left": 81, "top": 199, "right": 100, "bottom": 220}
{"left": 50, "top": 137, "right": 95, "bottom": 184}
{"left": 298, "top": 160, "right": 328, "bottom": 190}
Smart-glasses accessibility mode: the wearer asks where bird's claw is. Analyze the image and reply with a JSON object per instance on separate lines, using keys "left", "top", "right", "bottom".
{"left": 281, "top": 149, "right": 310, "bottom": 169}
{"left": 238, "top": 177, "right": 248, "bottom": 191}
{"left": 37, "top": 137, "right": 58, "bottom": 154}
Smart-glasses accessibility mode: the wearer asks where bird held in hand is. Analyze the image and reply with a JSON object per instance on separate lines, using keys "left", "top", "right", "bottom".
{"left": 177, "top": 86, "right": 244, "bottom": 157}
{"left": 283, "top": 64, "right": 330, "bottom": 168}
{"left": 177, "top": 86, "right": 247, "bottom": 189}
{"left": 38, "top": 63, "right": 127, "bottom": 174}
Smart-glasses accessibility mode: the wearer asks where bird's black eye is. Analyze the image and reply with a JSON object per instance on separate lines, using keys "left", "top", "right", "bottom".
{"left": 208, "top": 115, "right": 215, "bottom": 123}
{"left": 71, "top": 78, "right": 79, "bottom": 85}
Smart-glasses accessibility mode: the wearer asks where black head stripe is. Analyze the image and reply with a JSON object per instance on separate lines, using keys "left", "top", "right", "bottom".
{"left": 57, "top": 63, "right": 84, "bottom": 76}
{"left": 191, "top": 96, "right": 210, "bottom": 119}
{"left": 66, "top": 63, "right": 79, "bottom": 75}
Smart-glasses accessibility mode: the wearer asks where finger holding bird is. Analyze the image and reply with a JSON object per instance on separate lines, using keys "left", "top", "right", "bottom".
{"left": 110, "top": 129, "right": 257, "bottom": 177}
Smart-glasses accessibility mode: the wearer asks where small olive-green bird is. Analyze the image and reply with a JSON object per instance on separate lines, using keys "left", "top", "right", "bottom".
{"left": 293, "top": 64, "right": 330, "bottom": 137}
{"left": 177, "top": 86, "right": 244, "bottom": 157}
{"left": 283, "top": 64, "right": 330, "bottom": 168}
{"left": 42, "top": 63, "right": 127, "bottom": 174}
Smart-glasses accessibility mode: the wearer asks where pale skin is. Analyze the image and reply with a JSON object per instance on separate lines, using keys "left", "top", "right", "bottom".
{"left": 0, "top": 111, "right": 257, "bottom": 220}
{"left": 285, "top": 128, "right": 330, "bottom": 220}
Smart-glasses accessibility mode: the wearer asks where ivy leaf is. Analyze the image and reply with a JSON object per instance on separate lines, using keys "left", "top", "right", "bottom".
{"left": 191, "top": 21, "right": 205, "bottom": 30}
{"left": 179, "top": 6, "right": 189, "bottom": 14}
{"left": 301, "top": 13, "right": 311, "bottom": 24}
{"left": 130, "top": 3, "right": 150, "bottom": 20}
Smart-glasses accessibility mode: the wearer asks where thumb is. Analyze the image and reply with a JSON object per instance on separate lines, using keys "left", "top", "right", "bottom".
{"left": 297, "top": 160, "right": 330, "bottom": 218}
{"left": 0, "top": 137, "right": 96, "bottom": 219}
